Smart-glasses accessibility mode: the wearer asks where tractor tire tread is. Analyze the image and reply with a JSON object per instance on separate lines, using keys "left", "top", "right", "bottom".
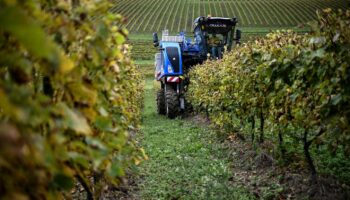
{"left": 165, "top": 87, "right": 179, "bottom": 119}
{"left": 156, "top": 89, "right": 166, "bottom": 115}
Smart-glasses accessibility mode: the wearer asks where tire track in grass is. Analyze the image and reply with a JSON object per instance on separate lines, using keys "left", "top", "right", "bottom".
{"left": 137, "top": 78, "right": 254, "bottom": 200}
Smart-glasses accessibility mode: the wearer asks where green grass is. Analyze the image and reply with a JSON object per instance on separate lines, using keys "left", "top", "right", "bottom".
{"left": 134, "top": 60, "right": 154, "bottom": 65}
{"left": 136, "top": 63, "right": 154, "bottom": 79}
{"left": 130, "top": 40, "right": 157, "bottom": 61}
{"left": 137, "top": 78, "right": 255, "bottom": 200}
{"left": 112, "top": 0, "right": 348, "bottom": 33}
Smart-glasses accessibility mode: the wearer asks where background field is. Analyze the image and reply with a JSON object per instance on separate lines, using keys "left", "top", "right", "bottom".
{"left": 112, "top": 0, "right": 349, "bottom": 33}
{"left": 114, "top": 0, "right": 349, "bottom": 64}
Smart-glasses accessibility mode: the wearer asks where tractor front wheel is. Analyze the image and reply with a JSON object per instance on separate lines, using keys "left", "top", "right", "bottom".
{"left": 156, "top": 89, "right": 166, "bottom": 115}
{"left": 165, "top": 87, "right": 179, "bottom": 119}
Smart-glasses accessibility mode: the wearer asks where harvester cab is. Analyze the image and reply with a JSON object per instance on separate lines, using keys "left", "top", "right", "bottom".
{"left": 193, "top": 16, "right": 240, "bottom": 59}
{"left": 153, "top": 17, "right": 241, "bottom": 118}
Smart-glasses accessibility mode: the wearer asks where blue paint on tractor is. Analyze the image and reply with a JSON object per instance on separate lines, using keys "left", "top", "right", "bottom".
{"left": 153, "top": 16, "right": 242, "bottom": 118}
{"left": 159, "top": 42, "right": 182, "bottom": 78}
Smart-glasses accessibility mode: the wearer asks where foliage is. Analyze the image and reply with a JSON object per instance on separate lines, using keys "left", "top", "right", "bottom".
{"left": 188, "top": 9, "right": 350, "bottom": 181}
{"left": 0, "top": 0, "right": 144, "bottom": 199}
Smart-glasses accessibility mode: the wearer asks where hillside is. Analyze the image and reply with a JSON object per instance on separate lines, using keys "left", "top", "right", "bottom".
{"left": 111, "top": 0, "right": 349, "bottom": 33}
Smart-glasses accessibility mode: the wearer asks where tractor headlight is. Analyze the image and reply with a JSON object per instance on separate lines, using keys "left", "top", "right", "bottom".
{"left": 167, "top": 65, "right": 173, "bottom": 73}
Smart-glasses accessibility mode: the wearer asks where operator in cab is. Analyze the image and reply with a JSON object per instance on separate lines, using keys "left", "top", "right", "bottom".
{"left": 208, "top": 33, "right": 222, "bottom": 59}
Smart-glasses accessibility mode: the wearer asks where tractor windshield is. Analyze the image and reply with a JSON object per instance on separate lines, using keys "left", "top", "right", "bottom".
{"left": 194, "top": 27, "right": 203, "bottom": 44}
{"left": 194, "top": 27, "right": 207, "bottom": 56}
{"left": 207, "top": 33, "right": 226, "bottom": 46}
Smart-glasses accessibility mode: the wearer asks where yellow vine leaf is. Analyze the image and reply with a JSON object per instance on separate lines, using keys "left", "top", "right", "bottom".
{"left": 59, "top": 51, "right": 75, "bottom": 73}
{"left": 134, "top": 158, "right": 141, "bottom": 166}
{"left": 140, "top": 148, "right": 149, "bottom": 160}
{"left": 60, "top": 104, "right": 92, "bottom": 136}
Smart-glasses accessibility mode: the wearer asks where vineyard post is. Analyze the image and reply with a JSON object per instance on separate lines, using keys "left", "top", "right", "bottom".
{"left": 278, "top": 126, "right": 286, "bottom": 159}
{"left": 205, "top": 105, "right": 210, "bottom": 120}
{"left": 93, "top": 172, "right": 104, "bottom": 199}
{"left": 43, "top": 76, "right": 55, "bottom": 97}
{"left": 236, "top": 118, "right": 246, "bottom": 141}
{"left": 302, "top": 128, "right": 317, "bottom": 184}
{"left": 250, "top": 115, "right": 255, "bottom": 143}
{"left": 303, "top": 126, "right": 326, "bottom": 184}
{"left": 259, "top": 107, "right": 264, "bottom": 144}
{"left": 76, "top": 174, "right": 94, "bottom": 200}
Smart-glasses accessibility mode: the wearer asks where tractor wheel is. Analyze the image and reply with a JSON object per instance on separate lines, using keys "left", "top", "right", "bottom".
{"left": 156, "top": 89, "right": 166, "bottom": 115}
{"left": 165, "top": 87, "right": 179, "bottom": 119}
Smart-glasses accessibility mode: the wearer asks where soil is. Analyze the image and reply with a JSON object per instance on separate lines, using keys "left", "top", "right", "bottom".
{"left": 225, "top": 137, "right": 350, "bottom": 200}
{"left": 190, "top": 114, "right": 350, "bottom": 200}
{"left": 70, "top": 173, "right": 140, "bottom": 200}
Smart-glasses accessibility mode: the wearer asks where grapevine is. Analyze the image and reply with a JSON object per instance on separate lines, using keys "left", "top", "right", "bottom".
{"left": 188, "top": 9, "right": 350, "bottom": 182}
{"left": 0, "top": 0, "right": 144, "bottom": 199}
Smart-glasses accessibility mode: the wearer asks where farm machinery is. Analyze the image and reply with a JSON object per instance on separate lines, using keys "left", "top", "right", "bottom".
{"left": 153, "top": 16, "right": 241, "bottom": 118}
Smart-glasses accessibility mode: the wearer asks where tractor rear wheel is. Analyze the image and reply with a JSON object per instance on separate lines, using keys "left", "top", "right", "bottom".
{"left": 165, "top": 87, "right": 179, "bottom": 119}
{"left": 156, "top": 89, "right": 165, "bottom": 115}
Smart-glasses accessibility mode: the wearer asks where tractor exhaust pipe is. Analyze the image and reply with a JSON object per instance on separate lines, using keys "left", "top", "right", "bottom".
{"left": 153, "top": 32, "right": 159, "bottom": 47}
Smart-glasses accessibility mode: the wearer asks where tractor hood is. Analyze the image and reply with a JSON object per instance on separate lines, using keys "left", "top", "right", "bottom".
{"left": 158, "top": 42, "right": 183, "bottom": 78}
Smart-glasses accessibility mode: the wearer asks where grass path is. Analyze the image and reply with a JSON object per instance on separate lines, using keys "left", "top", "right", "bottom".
{"left": 137, "top": 78, "right": 254, "bottom": 200}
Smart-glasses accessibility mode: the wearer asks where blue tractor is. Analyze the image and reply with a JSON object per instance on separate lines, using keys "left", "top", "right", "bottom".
{"left": 153, "top": 16, "right": 241, "bottom": 118}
